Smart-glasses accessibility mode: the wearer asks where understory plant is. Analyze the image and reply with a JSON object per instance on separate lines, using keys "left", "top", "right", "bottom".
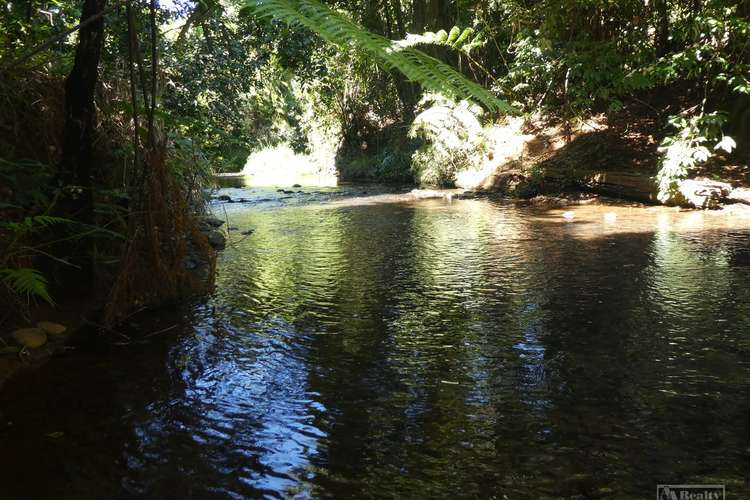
{"left": 408, "top": 94, "right": 487, "bottom": 186}
{"left": 656, "top": 112, "right": 736, "bottom": 202}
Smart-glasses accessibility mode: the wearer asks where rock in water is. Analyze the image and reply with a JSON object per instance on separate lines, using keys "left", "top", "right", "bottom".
{"left": 206, "top": 230, "right": 226, "bottom": 250}
{"left": 37, "top": 322, "right": 67, "bottom": 337}
{"left": 200, "top": 216, "right": 225, "bottom": 228}
{"left": 12, "top": 328, "right": 48, "bottom": 348}
{"left": 677, "top": 179, "right": 732, "bottom": 209}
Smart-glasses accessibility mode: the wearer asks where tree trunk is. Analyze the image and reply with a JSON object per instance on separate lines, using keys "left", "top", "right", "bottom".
{"left": 58, "top": 0, "right": 107, "bottom": 278}
{"left": 655, "top": 0, "right": 669, "bottom": 57}
{"left": 59, "top": 0, "right": 107, "bottom": 224}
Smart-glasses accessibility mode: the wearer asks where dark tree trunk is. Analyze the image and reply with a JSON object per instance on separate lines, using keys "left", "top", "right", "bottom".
{"left": 58, "top": 0, "right": 107, "bottom": 279}
{"left": 655, "top": 0, "right": 669, "bottom": 57}
{"left": 59, "top": 0, "right": 107, "bottom": 226}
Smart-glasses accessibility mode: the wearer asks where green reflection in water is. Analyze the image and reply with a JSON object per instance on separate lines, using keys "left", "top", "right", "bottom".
{"left": 1, "top": 199, "right": 750, "bottom": 499}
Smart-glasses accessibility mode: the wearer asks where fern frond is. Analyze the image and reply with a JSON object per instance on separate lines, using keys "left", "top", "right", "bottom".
{"left": 393, "top": 27, "right": 485, "bottom": 55}
{"left": 246, "top": 0, "right": 513, "bottom": 113}
{"left": 0, "top": 267, "right": 54, "bottom": 304}
{"left": 0, "top": 215, "right": 74, "bottom": 234}
{"left": 26, "top": 215, "right": 74, "bottom": 228}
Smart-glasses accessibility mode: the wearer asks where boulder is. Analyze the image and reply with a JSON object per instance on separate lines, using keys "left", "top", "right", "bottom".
{"left": 206, "top": 230, "right": 226, "bottom": 250}
{"left": 199, "top": 216, "right": 225, "bottom": 228}
{"left": 216, "top": 194, "right": 232, "bottom": 201}
{"left": 727, "top": 187, "right": 750, "bottom": 205}
{"left": 676, "top": 179, "right": 732, "bottom": 209}
{"left": 12, "top": 328, "right": 48, "bottom": 348}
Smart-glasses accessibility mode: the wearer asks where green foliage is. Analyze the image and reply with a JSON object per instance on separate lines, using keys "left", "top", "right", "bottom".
{"left": 656, "top": 112, "right": 736, "bottom": 202}
{"left": 0, "top": 211, "right": 72, "bottom": 305}
{"left": 168, "top": 134, "right": 216, "bottom": 208}
{"left": 408, "top": 94, "right": 487, "bottom": 186}
{"left": 2, "top": 215, "right": 72, "bottom": 235}
{"left": 393, "top": 27, "right": 486, "bottom": 55}
{"left": 0, "top": 159, "right": 55, "bottom": 210}
{"left": 0, "top": 268, "right": 54, "bottom": 305}
{"left": 245, "top": 0, "right": 512, "bottom": 113}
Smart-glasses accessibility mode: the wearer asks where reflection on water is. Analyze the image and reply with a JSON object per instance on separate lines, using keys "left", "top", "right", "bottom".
{"left": 2, "top": 196, "right": 750, "bottom": 498}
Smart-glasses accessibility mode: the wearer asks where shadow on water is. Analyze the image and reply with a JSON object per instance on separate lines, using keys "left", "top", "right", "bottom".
{"left": 2, "top": 198, "right": 750, "bottom": 498}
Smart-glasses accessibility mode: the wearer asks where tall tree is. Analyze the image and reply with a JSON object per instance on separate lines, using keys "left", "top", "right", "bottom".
{"left": 58, "top": 0, "right": 107, "bottom": 278}
{"left": 59, "top": 0, "right": 107, "bottom": 226}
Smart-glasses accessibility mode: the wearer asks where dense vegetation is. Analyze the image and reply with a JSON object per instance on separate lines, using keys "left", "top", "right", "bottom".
{"left": 1, "top": 0, "right": 749, "bottom": 314}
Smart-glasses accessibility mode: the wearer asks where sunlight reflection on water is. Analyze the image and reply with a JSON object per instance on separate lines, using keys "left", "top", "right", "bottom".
{"left": 2, "top": 193, "right": 750, "bottom": 498}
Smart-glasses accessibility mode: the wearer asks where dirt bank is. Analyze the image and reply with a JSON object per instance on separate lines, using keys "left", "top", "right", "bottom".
{"left": 459, "top": 110, "right": 750, "bottom": 210}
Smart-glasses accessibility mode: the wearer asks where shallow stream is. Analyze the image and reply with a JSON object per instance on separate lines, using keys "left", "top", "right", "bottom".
{"left": 2, "top": 183, "right": 750, "bottom": 498}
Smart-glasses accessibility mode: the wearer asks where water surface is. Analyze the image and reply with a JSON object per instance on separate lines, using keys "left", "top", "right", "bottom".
{"left": 2, "top": 191, "right": 750, "bottom": 498}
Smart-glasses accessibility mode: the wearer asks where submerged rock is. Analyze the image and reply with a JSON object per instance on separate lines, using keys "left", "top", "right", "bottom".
{"left": 12, "top": 328, "right": 48, "bottom": 348}
{"left": 216, "top": 194, "right": 232, "bottom": 202}
{"left": 240, "top": 229, "right": 255, "bottom": 236}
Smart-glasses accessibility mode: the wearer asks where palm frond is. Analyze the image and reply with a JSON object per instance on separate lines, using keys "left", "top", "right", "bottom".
{"left": 245, "top": 0, "right": 513, "bottom": 113}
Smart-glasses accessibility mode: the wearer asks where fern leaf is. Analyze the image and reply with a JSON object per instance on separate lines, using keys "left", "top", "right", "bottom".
{"left": 1, "top": 215, "right": 74, "bottom": 234}
{"left": 446, "top": 26, "right": 461, "bottom": 44}
{"left": 453, "top": 27, "right": 473, "bottom": 48}
{"left": 246, "top": 0, "right": 513, "bottom": 113}
{"left": 27, "top": 215, "right": 74, "bottom": 227}
{"left": 0, "top": 268, "right": 55, "bottom": 304}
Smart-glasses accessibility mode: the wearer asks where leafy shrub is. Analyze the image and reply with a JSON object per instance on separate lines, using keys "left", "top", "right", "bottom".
{"left": 656, "top": 112, "right": 736, "bottom": 202}
{"left": 408, "top": 94, "right": 487, "bottom": 187}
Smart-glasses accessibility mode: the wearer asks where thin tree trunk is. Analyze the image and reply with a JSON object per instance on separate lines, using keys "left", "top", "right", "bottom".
{"left": 126, "top": 0, "right": 141, "bottom": 181}
{"left": 148, "top": 0, "right": 159, "bottom": 147}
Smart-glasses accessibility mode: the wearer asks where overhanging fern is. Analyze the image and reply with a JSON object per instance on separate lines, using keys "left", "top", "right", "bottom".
{"left": 245, "top": 0, "right": 513, "bottom": 113}
{"left": 0, "top": 268, "right": 54, "bottom": 304}
{"left": 393, "top": 27, "right": 485, "bottom": 55}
